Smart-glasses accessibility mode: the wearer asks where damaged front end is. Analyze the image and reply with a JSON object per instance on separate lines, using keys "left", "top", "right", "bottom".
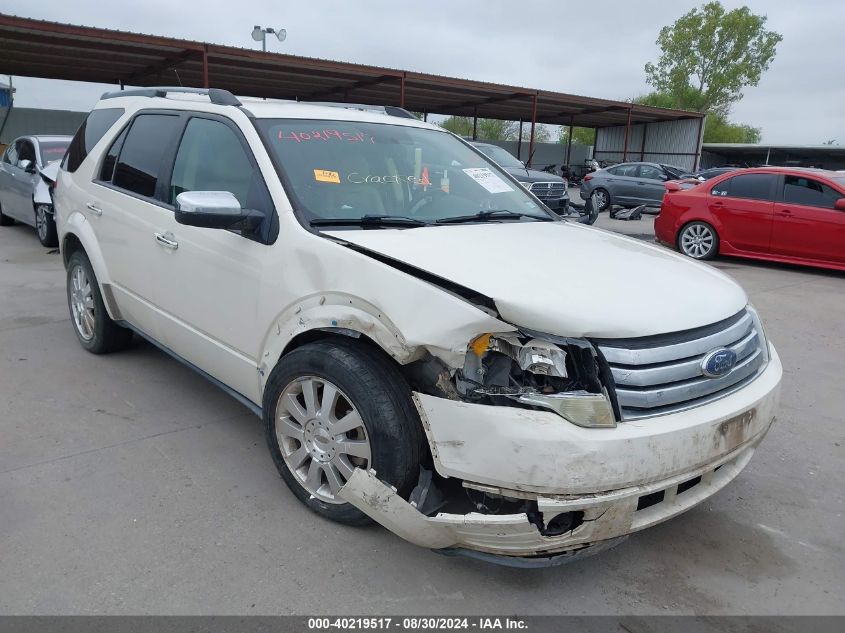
{"left": 455, "top": 331, "right": 618, "bottom": 428}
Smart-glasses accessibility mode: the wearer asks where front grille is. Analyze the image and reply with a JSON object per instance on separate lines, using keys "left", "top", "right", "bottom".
{"left": 596, "top": 309, "right": 767, "bottom": 420}
{"left": 529, "top": 181, "right": 567, "bottom": 200}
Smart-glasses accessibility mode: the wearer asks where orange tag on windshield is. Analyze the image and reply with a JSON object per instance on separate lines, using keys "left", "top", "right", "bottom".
{"left": 314, "top": 169, "right": 340, "bottom": 184}
{"left": 420, "top": 166, "right": 431, "bottom": 186}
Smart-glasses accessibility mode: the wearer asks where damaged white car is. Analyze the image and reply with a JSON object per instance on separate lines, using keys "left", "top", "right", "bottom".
{"left": 54, "top": 88, "right": 781, "bottom": 566}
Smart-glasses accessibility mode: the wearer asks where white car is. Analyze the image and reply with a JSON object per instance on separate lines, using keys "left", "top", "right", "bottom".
{"left": 0, "top": 134, "right": 72, "bottom": 246}
{"left": 54, "top": 88, "right": 782, "bottom": 566}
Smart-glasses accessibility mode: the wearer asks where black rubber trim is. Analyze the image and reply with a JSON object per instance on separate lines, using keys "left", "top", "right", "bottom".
{"left": 434, "top": 536, "right": 627, "bottom": 568}
{"left": 592, "top": 308, "right": 747, "bottom": 350}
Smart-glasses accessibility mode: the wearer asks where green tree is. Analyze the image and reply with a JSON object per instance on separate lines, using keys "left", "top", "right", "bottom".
{"left": 559, "top": 126, "right": 596, "bottom": 146}
{"left": 701, "top": 112, "right": 761, "bottom": 143}
{"left": 645, "top": 1, "right": 782, "bottom": 116}
{"left": 438, "top": 116, "right": 550, "bottom": 142}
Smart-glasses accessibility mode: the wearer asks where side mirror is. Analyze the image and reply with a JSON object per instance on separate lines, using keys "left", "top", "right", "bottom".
{"left": 175, "top": 191, "right": 261, "bottom": 229}
{"left": 19, "top": 159, "right": 35, "bottom": 173}
{"left": 835, "top": 198, "right": 845, "bottom": 212}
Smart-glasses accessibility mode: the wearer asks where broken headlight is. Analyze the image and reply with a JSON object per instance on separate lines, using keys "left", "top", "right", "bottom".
{"left": 457, "top": 332, "right": 617, "bottom": 428}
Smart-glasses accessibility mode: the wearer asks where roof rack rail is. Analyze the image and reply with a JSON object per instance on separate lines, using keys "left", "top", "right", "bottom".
{"left": 302, "top": 101, "right": 417, "bottom": 119}
{"left": 100, "top": 87, "right": 242, "bottom": 107}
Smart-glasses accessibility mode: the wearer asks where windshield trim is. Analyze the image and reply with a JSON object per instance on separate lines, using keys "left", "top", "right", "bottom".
{"left": 251, "top": 117, "right": 559, "bottom": 233}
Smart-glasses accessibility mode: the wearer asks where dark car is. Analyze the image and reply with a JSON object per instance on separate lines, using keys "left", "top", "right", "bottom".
{"left": 685, "top": 167, "right": 740, "bottom": 181}
{"left": 470, "top": 141, "right": 569, "bottom": 213}
{"left": 580, "top": 161, "right": 687, "bottom": 211}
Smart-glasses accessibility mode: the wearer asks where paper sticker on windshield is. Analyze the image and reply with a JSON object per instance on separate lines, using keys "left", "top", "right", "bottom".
{"left": 462, "top": 168, "right": 513, "bottom": 194}
{"left": 314, "top": 169, "right": 340, "bottom": 184}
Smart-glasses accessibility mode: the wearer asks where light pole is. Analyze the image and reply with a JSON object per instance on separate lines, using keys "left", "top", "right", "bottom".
{"left": 251, "top": 25, "right": 286, "bottom": 52}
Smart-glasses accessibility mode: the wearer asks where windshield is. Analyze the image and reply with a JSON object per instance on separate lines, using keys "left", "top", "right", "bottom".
{"left": 473, "top": 143, "right": 524, "bottom": 170}
{"left": 255, "top": 119, "right": 553, "bottom": 226}
{"left": 39, "top": 140, "right": 70, "bottom": 165}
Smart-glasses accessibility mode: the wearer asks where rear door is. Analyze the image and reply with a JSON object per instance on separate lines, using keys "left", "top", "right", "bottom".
{"left": 708, "top": 173, "right": 777, "bottom": 253}
{"left": 0, "top": 144, "right": 18, "bottom": 216}
{"left": 635, "top": 164, "right": 668, "bottom": 205}
{"left": 771, "top": 174, "right": 845, "bottom": 264}
{"left": 603, "top": 164, "right": 639, "bottom": 205}
{"left": 89, "top": 112, "right": 183, "bottom": 337}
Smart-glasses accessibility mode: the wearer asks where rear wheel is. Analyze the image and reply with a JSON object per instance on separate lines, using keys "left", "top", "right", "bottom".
{"left": 66, "top": 250, "right": 133, "bottom": 353}
{"left": 0, "top": 201, "right": 13, "bottom": 226}
{"left": 35, "top": 204, "right": 58, "bottom": 247}
{"left": 678, "top": 221, "right": 719, "bottom": 260}
{"left": 592, "top": 188, "right": 610, "bottom": 212}
{"left": 263, "top": 339, "right": 423, "bottom": 526}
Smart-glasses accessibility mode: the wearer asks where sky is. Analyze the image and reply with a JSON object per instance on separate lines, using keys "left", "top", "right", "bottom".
{"left": 3, "top": 0, "right": 843, "bottom": 144}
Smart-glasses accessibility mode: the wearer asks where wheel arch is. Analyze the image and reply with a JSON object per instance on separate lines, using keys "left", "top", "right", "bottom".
{"left": 61, "top": 224, "right": 121, "bottom": 320}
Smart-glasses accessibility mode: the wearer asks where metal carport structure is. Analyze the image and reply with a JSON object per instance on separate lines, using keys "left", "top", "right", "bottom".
{"left": 0, "top": 13, "right": 704, "bottom": 168}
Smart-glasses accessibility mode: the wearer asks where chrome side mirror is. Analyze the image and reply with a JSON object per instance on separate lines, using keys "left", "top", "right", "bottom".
{"left": 175, "top": 191, "right": 249, "bottom": 229}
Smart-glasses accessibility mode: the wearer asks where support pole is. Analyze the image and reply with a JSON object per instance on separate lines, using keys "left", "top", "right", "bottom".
{"left": 202, "top": 45, "right": 209, "bottom": 88}
{"left": 622, "top": 106, "right": 632, "bottom": 161}
{"left": 640, "top": 123, "right": 647, "bottom": 161}
{"left": 527, "top": 92, "right": 538, "bottom": 167}
{"left": 423, "top": 111, "right": 428, "bottom": 122}
{"left": 517, "top": 119, "right": 523, "bottom": 160}
{"left": 472, "top": 105, "right": 478, "bottom": 140}
{"left": 565, "top": 117, "right": 573, "bottom": 168}
{"left": 694, "top": 115, "right": 705, "bottom": 170}
{"left": 399, "top": 74, "right": 405, "bottom": 108}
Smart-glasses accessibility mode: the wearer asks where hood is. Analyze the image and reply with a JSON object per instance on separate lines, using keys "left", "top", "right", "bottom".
{"left": 504, "top": 166, "right": 566, "bottom": 184}
{"left": 326, "top": 222, "right": 747, "bottom": 339}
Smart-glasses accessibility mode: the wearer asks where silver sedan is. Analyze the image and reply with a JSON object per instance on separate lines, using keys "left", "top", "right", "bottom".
{"left": 579, "top": 162, "right": 687, "bottom": 213}
{"left": 0, "top": 135, "right": 71, "bottom": 246}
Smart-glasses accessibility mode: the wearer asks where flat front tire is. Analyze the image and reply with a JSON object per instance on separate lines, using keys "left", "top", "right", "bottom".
{"left": 263, "top": 338, "right": 424, "bottom": 526}
{"left": 66, "top": 250, "right": 133, "bottom": 353}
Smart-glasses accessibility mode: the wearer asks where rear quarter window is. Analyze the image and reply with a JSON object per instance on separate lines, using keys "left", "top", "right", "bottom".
{"left": 63, "top": 108, "right": 125, "bottom": 173}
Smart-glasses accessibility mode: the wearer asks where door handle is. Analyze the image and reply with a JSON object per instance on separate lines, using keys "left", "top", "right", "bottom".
{"left": 154, "top": 232, "right": 179, "bottom": 250}
{"left": 777, "top": 209, "right": 792, "bottom": 216}
{"left": 85, "top": 203, "right": 103, "bottom": 216}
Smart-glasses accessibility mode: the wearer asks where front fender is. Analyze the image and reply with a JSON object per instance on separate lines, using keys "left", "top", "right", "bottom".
{"left": 258, "top": 293, "right": 420, "bottom": 391}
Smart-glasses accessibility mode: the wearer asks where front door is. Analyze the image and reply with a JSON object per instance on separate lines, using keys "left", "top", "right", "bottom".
{"left": 635, "top": 164, "right": 668, "bottom": 205}
{"left": 707, "top": 173, "right": 777, "bottom": 253}
{"left": 771, "top": 174, "right": 845, "bottom": 264}
{"left": 151, "top": 114, "right": 276, "bottom": 404}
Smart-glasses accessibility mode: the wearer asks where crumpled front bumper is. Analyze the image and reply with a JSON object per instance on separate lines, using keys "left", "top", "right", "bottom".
{"left": 339, "top": 346, "right": 781, "bottom": 564}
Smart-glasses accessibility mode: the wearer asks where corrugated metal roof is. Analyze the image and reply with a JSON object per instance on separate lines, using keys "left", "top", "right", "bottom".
{"left": 0, "top": 13, "right": 703, "bottom": 129}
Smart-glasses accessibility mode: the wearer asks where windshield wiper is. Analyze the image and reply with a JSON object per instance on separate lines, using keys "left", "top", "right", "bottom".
{"left": 310, "top": 215, "right": 429, "bottom": 228}
{"left": 435, "top": 209, "right": 552, "bottom": 224}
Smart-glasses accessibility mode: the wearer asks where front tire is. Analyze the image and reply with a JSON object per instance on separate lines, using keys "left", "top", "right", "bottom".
{"left": 678, "top": 221, "right": 719, "bottom": 260}
{"left": 35, "top": 204, "right": 58, "bottom": 247}
{"left": 66, "top": 250, "right": 133, "bottom": 353}
{"left": 263, "top": 338, "right": 424, "bottom": 526}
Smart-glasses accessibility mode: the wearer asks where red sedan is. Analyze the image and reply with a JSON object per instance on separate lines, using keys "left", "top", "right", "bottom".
{"left": 655, "top": 167, "right": 845, "bottom": 271}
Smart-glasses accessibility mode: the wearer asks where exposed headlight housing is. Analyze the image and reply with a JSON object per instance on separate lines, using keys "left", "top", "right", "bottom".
{"left": 458, "top": 332, "right": 617, "bottom": 428}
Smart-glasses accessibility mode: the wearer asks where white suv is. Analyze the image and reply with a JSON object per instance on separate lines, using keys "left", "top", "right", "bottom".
{"left": 55, "top": 88, "right": 782, "bottom": 566}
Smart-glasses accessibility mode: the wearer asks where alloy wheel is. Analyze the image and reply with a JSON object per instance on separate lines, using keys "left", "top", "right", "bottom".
{"left": 681, "top": 224, "right": 715, "bottom": 259}
{"left": 36, "top": 205, "right": 49, "bottom": 242}
{"left": 69, "top": 264, "right": 95, "bottom": 340}
{"left": 593, "top": 189, "right": 608, "bottom": 209}
{"left": 275, "top": 376, "right": 371, "bottom": 504}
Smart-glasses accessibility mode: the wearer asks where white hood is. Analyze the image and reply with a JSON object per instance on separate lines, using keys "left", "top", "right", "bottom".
{"left": 327, "top": 221, "right": 747, "bottom": 339}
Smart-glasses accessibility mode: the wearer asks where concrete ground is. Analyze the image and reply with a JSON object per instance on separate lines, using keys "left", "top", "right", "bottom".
{"left": 0, "top": 213, "right": 843, "bottom": 616}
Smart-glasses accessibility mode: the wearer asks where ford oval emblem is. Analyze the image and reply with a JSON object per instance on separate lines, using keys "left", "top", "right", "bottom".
{"left": 701, "top": 348, "right": 737, "bottom": 378}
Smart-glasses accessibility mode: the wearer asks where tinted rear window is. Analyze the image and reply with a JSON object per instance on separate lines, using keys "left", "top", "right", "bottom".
{"left": 113, "top": 114, "right": 181, "bottom": 198}
{"left": 63, "top": 108, "right": 125, "bottom": 172}
{"left": 712, "top": 174, "right": 775, "bottom": 201}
